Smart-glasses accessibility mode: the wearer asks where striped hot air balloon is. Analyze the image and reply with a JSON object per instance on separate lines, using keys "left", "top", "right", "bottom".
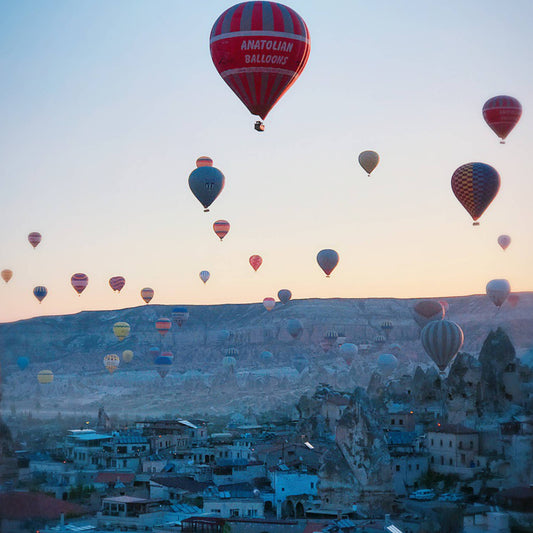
{"left": 263, "top": 297, "right": 275, "bottom": 311}
{"left": 33, "top": 286, "right": 48, "bottom": 303}
{"left": 196, "top": 156, "right": 213, "bottom": 167}
{"left": 210, "top": 1, "right": 311, "bottom": 128}
{"left": 156, "top": 318, "right": 172, "bottom": 337}
{"left": 213, "top": 220, "right": 230, "bottom": 241}
{"left": 451, "top": 163, "right": 500, "bottom": 225}
{"left": 37, "top": 370, "right": 54, "bottom": 384}
{"left": 1, "top": 269, "right": 13, "bottom": 283}
{"left": 141, "top": 287, "right": 154, "bottom": 304}
{"left": 113, "top": 322, "right": 130, "bottom": 341}
{"left": 199, "top": 271, "right": 210, "bottom": 284}
{"left": 28, "top": 232, "right": 42, "bottom": 248}
{"left": 71, "top": 273, "right": 88, "bottom": 295}
{"left": 482, "top": 95, "right": 522, "bottom": 143}
{"left": 155, "top": 352, "right": 173, "bottom": 378}
{"left": 420, "top": 320, "right": 464, "bottom": 373}
{"left": 109, "top": 276, "right": 126, "bottom": 293}
{"left": 172, "top": 307, "right": 189, "bottom": 327}
{"left": 249, "top": 255, "right": 262, "bottom": 272}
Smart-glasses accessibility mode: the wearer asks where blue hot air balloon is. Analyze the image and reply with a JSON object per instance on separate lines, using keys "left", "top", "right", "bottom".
{"left": 188, "top": 166, "right": 225, "bottom": 212}
{"left": 260, "top": 350, "right": 273, "bottom": 362}
{"left": 377, "top": 353, "right": 399, "bottom": 377}
{"left": 287, "top": 319, "right": 303, "bottom": 339}
{"left": 17, "top": 356, "right": 29, "bottom": 371}
{"left": 278, "top": 289, "right": 292, "bottom": 304}
{"left": 149, "top": 347, "right": 161, "bottom": 361}
{"left": 154, "top": 353, "right": 173, "bottom": 378}
{"left": 172, "top": 307, "right": 189, "bottom": 327}
{"left": 33, "top": 286, "right": 48, "bottom": 303}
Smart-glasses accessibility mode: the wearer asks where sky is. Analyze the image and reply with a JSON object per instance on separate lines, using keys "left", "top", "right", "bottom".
{"left": 0, "top": 0, "right": 532, "bottom": 323}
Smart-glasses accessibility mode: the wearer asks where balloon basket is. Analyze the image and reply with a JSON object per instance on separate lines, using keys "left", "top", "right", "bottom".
{"left": 473, "top": 222, "right": 480, "bottom": 226}
{"left": 500, "top": 140, "right": 505, "bottom": 144}
{"left": 254, "top": 121, "right": 265, "bottom": 132}
{"left": 204, "top": 208, "right": 210, "bottom": 212}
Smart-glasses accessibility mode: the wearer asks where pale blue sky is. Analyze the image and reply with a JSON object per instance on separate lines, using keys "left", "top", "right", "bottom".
{"left": 1, "top": 0, "right": 532, "bottom": 321}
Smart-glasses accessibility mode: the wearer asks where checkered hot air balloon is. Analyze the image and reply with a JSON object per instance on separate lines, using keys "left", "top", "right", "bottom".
{"left": 210, "top": 1, "right": 311, "bottom": 128}
{"left": 451, "top": 163, "right": 500, "bottom": 225}
{"left": 482, "top": 95, "right": 522, "bottom": 144}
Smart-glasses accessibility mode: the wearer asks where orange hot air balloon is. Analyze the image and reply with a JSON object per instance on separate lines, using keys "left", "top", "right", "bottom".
{"left": 249, "top": 255, "right": 263, "bottom": 272}
{"left": 141, "top": 287, "right": 154, "bottom": 304}
{"left": 213, "top": 220, "right": 230, "bottom": 241}
{"left": 109, "top": 276, "right": 126, "bottom": 293}
{"left": 156, "top": 318, "right": 172, "bottom": 337}
{"left": 196, "top": 156, "right": 213, "bottom": 167}
{"left": 71, "top": 273, "right": 88, "bottom": 295}
{"left": 28, "top": 232, "right": 42, "bottom": 248}
{"left": 1, "top": 269, "right": 13, "bottom": 283}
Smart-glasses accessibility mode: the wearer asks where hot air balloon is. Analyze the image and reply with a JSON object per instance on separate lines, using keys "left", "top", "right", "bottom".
{"left": 149, "top": 347, "right": 161, "bottom": 361}
{"left": 1, "top": 269, "right": 13, "bottom": 283}
{"left": 172, "top": 307, "right": 189, "bottom": 327}
{"left": 113, "top": 322, "right": 130, "bottom": 341}
{"left": 482, "top": 95, "right": 522, "bottom": 143}
{"left": 28, "top": 232, "right": 41, "bottom": 248}
{"left": 317, "top": 249, "right": 339, "bottom": 277}
{"left": 263, "top": 297, "right": 275, "bottom": 311}
{"left": 486, "top": 279, "right": 511, "bottom": 308}
{"left": 156, "top": 318, "right": 172, "bottom": 337}
{"left": 213, "top": 220, "right": 230, "bottom": 241}
{"left": 381, "top": 320, "right": 393, "bottom": 333}
{"left": 17, "top": 357, "right": 29, "bottom": 371}
{"left": 260, "top": 350, "right": 273, "bottom": 362}
{"left": 37, "top": 370, "right": 53, "bottom": 384}
{"left": 497, "top": 235, "right": 511, "bottom": 251}
{"left": 155, "top": 353, "right": 173, "bottom": 378}
{"left": 141, "top": 287, "right": 154, "bottom": 304}
{"left": 197, "top": 156, "right": 214, "bottom": 167}
{"left": 336, "top": 330, "right": 346, "bottom": 346}
{"left": 109, "top": 276, "right": 126, "bottom": 293}
{"left": 390, "top": 343, "right": 402, "bottom": 356}
{"left": 320, "top": 331, "right": 337, "bottom": 352}
{"left": 222, "top": 355, "right": 237, "bottom": 369}
{"left": 225, "top": 347, "right": 239, "bottom": 358}
{"left": 217, "top": 330, "right": 231, "bottom": 344}
{"left": 292, "top": 355, "right": 308, "bottom": 373}
{"left": 377, "top": 353, "right": 398, "bottom": 377}
{"left": 439, "top": 300, "right": 449, "bottom": 316}
{"left": 278, "top": 289, "right": 292, "bottom": 304}
{"left": 33, "top": 286, "right": 47, "bottom": 303}
{"left": 210, "top": 1, "right": 311, "bottom": 131}
{"left": 200, "top": 271, "right": 210, "bottom": 284}
{"left": 71, "top": 273, "right": 88, "bottom": 295}
{"left": 374, "top": 334, "right": 386, "bottom": 345}
{"left": 508, "top": 293, "right": 520, "bottom": 308}
{"left": 340, "top": 343, "right": 358, "bottom": 366}
{"left": 413, "top": 300, "right": 444, "bottom": 328}
{"left": 358, "top": 151, "right": 379, "bottom": 176}
{"left": 451, "top": 163, "right": 500, "bottom": 225}
{"left": 188, "top": 166, "right": 225, "bottom": 212}
{"left": 122, "top": 350, "right": 134, "bottom": 363}
{"left": 104, "top": 354, "right": 120, "bottom": 374}
{"left": 420, "top": 320, "right": 464, "bottom": 373}
{"left": 249, "top": 255, "right": 263, "bottom": 272}
{"left": 287, "top": 319, "right": 303, "bottom": 339}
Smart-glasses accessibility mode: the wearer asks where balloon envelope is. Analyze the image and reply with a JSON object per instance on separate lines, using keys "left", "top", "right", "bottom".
{"left": 451, "top": 162, "right": 500, "bottom": 224}
{"left": 210, "top": 1, "right": 311, "bottom": 120}
{"left": 113, "top": 322, "right": 130, "bottom": 341}
{"left": 156, "top": 318, "right": 172, "bottom": 336}
{"left": 172, "top": 307, "right": 189, "bottom": 327}
{"left": 37, "top": 370, "right": 53, "bottom": 384}
{"left": 33, "top": 286, "right": 47, "bottom": 303}
{"left": 122, "top": 350, "right": 134, "bottom": 363}
{"left": 200, "top": 271, "right": 210, "bottom": 284}
{"left": 28, "top": 232, "right": 41, "bottom": 248}
{"left": 287, "top": 319, "right": 303, "bottom": 339}
{"left": 213, "top": 220, "right": 230, "bottom": 241}
{"left": 109, "top": 276, "right": 126, "bottom": 292}
{"left": 149, "top": 347, "right": 161, "bottom": 361}
{"left": 358, "top": 150, "right": 379, "bottom": 176}
{"left": 377, "top": 353, "right": 398, "bottom": 376}
{"left": 104, "top": 354, "right": 120, "bottom": 374}
{"left": 71, "top": 273, "right": 89, "bottom": 295}
{"left": 497, "top": 235, "right": 511, "bottom": 251}
{"left": 482, "top": 95, "right": 522, "bottom": 142}
{"left": 420, "top": 319, "right": 464, "bottom": 372}
{"left": 1, "top": 269, "right": 13, "bottom": 283}
{"left": 196, "top": 156, "right": 213, "bottom": 167}
{"left": 278, "top": 289, "right": 292, "bottom": 304}
{"left": 17, "top": 356, "right": 29, "bottom": 371}
{"left": 260, "top": 350, "right": 273, "bottom": 362}
{"left": 263, "top": 297, "right": 275, "bottom": 311}
{"left": 249, "top": 255, "right": 263, "bottom": 271}
{"left": 413, "top": 300, "right": 444, "bottom": 328}
{"left": 141, "top": 287, "right": 154, "bottom": 304}
{"left": 317, "top": 249, "right": 339, "bottom": 277}
{"left": 340, "top": 343, "right": 358, "bottom": 365}
{"left": 188, "top": 166, "right": 225, "bottom": 212}
{"left": 486, "top": 279, "right": 511, "bottom": 308}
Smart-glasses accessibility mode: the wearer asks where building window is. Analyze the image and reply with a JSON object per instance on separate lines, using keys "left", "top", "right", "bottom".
{"left": 431, "top": 439, "right": 434, "bottom": 446}
{"left": 459, "top": 441, "right": 463, "bottom": 449}
{"left": 399, "top": 419, "right": 403, "bottom": 425}
{"left": 408, "top": 464, "right": 412, "bottom": 471}
{"left": 461, "top": 454, "right": 466, "bottom": 465}
{"left": 449, "top": 440, "right": 452, "bottom": 448}
{"left": 311, "top": 482, "right": 314, "bottom": 489}
{"left": 440, "top": 440, "right": 443, "bottom": 447}
{"left": 431, "top": 457, "right": 434, "bottom": 464}
{"left": 396, "top": 465, "right": 400, "bottom": 472}
{"left": 440, "top": 456, "right": 444, "bottom": 465}
{"left": 391, "top": 419, "right": 395, "bottom": 425}
{"left": 416, "top": 464, "right": 420, "bottom": 471}
{"left": 230, "top": 509, "right": 239, "bottom": 517}
{"left": 469, "top": 441, "right": 474, "bottom": 450}
{"left": 449, "top": 458, "right": 453, "bottom": 466}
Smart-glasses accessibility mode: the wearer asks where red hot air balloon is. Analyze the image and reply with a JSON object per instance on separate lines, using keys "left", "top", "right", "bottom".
{"left": 28, "top": 232, "right": 42, "bottom": 248}
{"left": 213, "top": 220, "right": 230, "bottom": 241}
{"left": 210, "top": 1, "right": 311, "bottom": 131}
{"left": 71, "top": 273, "right": 88, "bottom": 295}
{"left": 263, "top": 297, "right": 275, "bottom": 311}
{"left": 156, "top": 318, "right": 172, "bottom": 337}
{"left": 109, "top": 276, "right": 126, "bottom": 293}
{"left": 413, "top": 300, "right": 444, "bottom": 328}
{"left": 196, "top": 156, "right": 213, "bottom": 167}
{"left": 249, "top": 255, "right": 263, "bottom": 272}
{"left": 451, "top": 163, "right": 500, "bottom": 226}
{"left": 482, "top": 95, "right": 522, "bottom": 143}
{"left": 141, "top": 287, "right": 154, "bottom": 304}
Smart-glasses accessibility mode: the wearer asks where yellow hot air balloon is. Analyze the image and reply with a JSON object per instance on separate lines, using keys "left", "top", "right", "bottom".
{"left": 113, "top": 322, "right": 130, "bottom": 341}
{"left": 37, "top": 370, "right": 54, "bottom": 384}
{"left": 1, "top": 269, "right": 13, "bottom": 283}
{"left": 122, "top": 350, "right": 134, "bottom": 363}
{"left": 358, "top": 150, "right": 380, "bottom": 176}
{"left": 104, "top": 354, "right": 120, "bottom": 374}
